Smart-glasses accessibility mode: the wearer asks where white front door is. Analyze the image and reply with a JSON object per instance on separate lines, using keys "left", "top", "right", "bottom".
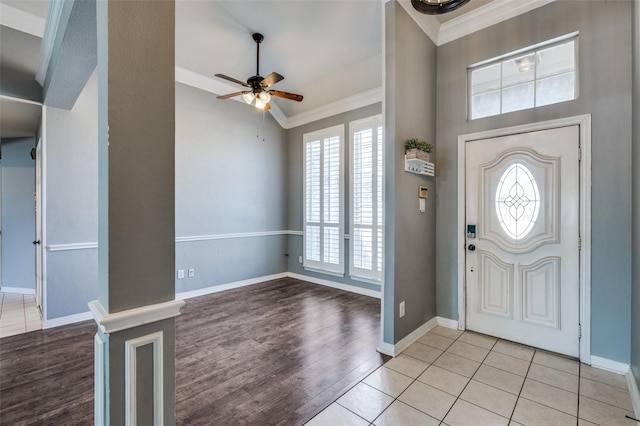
{"left": 465, "top": 125, "right": 580, "bottom": 357}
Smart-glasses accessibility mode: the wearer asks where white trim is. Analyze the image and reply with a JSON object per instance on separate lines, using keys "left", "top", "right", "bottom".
{"left": 176, "top": 66, "right": 381, "bottom": 130}
{"left": 43, "top": 310, "right": 93, "bottom": 329}
{"left": 457, "top": 114, "right": 592, "bottom": 363}
{"left": 0, "top": 95, "right": 42, "bottom": 106}
{"left": 0, "top": 3, "right": 46, "bottom": 38}
{"left": 176, "top": 230, "right": 294, "bottom": 243}
{"left": 399, "top": 0, "right": 555, "bottom": 47}
{"left": 46, "top": 242, "right": 98, "bottom": 252}
{"left": 94, "top": 333, "right": 107, "bottom": 426}
{"left": 627, "top": 369, "right": 640, "bottom": 420}
{"left": 41, "top": 106, "right": 48, "bottom": 322}
{"left": 43, "top": 272, "right": 376, "bottom": 329}
{"left": 287, "top": 272, "right": 381, "bottom": 299}
{"left": 377, "top": 317, "right": 438, "bottom": 357}
{"left": 436, "top": 316, "right": 460, "bottom": 330}
{"left": 89, "top": 299, "right": 185, "bottom": 334}
{"left": 377, "top": 341, "right": 395, "bottom": 357}
{"left": 396, "top": 0, "right": 441, "bottom": 45}
{"left": 0, "top": 287, "right": 35, "bottom": 295}
{"left": 285, "top": 87, "right": 382, "bottom": 130}
{"left": 590, "top": 356, "right": 630, "bottom": 375}
{"left": 175, "top": 66, "right": 288, "bottom": 129}
{"left": 438, "top": 0, "right": 556, "bottom": 46}
{"left": 176, "top": 273, "right": 287, "bottom": 300}
{"left": 36, "top": 0, "right": 66, "bottom": 85}
{"left": 125, "top": 331, "right": 164, "bottom": 426}
{"left": 45, "top": 230, "right": 299, "bottom": 249}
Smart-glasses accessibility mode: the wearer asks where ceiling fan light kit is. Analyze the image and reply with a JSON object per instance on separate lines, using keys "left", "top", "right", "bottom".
{"left": 411, "top": 0, "right": 471, "bottom": 15}
{"left": 215, "top": 33, "right": 303, "bottom": 110}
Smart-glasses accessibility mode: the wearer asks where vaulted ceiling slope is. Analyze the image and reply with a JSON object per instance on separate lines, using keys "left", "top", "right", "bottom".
{"left": 0, "top": 0, "right": 557, "bottom": 133}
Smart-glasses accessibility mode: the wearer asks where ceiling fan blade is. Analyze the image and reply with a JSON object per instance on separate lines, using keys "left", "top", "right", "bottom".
{"left": 261, "top": 72, "right": 284, "bottom": 88}
{"left": 216, "top": 91, "right": 247, "bottom": 100}
{"left": 264, "top": 102, "right": 271, "bottom": 111}
{"left": 269, "top": 90, "right": 303, "bottom": 102}
{"left": 214, "top": 74, "right": 249, "bottom": 87}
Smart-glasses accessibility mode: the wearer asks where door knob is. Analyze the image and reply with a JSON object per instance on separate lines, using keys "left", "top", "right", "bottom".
{"left": 33, "top": 240, "right": 41, "bottom": 245}
{"left": 468, "top": 244, "right": 476, "bottom": 252}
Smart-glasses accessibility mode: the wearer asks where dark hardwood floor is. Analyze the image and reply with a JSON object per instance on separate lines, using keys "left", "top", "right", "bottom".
{"left": 0, "top": 277, "right": 387, "bottom": 425}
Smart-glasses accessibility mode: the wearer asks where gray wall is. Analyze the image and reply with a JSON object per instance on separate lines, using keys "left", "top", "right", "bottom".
{"left": 41, "top": 74, "right": 291, "bottom": 318}
{"left": 286, "top": 102, "right": 382, "bottom": 294}
{"left": 384, "top": 2, "right": 437, "bottom": 344}
{"left": 45, "top": 70, "right": 98, "bottom": 319}
{"left": 1, "top": 137, "right": 35, "bottom": 290}
{"left": 631, "top": 0, "right": 640, "bottom": 388}
{"left": 175, "top": 83, "right": 288, "bottom": 293}
{"left": 435, "top": 1, "right": 633, "bottom": 363}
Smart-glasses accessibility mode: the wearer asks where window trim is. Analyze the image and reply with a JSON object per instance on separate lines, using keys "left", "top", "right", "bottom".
{"left": 348, "top": 115, "right": 384, "bottom": 283}
{"left": 468, "top": 32, "right": 579, "bottom": 120}
{"left": 302, "top": 124, "right": 345, "bottom": 275}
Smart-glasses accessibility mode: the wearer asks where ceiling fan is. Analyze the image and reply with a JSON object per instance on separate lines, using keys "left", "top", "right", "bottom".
{"left": 215, "top": 33, "right": 303, "bottom": 110}
{"left": 411, "top": 0, "right": 471, "bottom": 14}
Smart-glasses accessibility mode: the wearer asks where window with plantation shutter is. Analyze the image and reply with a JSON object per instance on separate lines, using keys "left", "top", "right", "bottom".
{"left": 303, "top": 125, "right": 344, "bottom": 275}
{"left": 350, "top": 115, "right": 383, "bottom": 282}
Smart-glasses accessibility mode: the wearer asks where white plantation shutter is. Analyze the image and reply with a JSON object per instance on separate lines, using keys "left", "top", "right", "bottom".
{"left": 303, "top": 125, "right": 344, "bottom": 274}
{"left": 350, "top": 116, "right": 383, "bottom": 282}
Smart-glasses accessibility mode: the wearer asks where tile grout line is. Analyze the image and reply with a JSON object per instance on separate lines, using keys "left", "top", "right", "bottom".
{"left": 367, "top": 328, "right": 466, "bottom": 425}
{"left": 438, "top": 333, "right": 502, "bottom": 424}
{"left": 506, "top": 349, "right": 535, "bottom": 423}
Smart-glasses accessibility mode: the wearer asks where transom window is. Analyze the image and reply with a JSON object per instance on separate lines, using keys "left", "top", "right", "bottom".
{"left": 495, "top": 162, "right": 540, "bottom": 240}
{"left": 469, "top": 34, "right": 578, "bottom": 120}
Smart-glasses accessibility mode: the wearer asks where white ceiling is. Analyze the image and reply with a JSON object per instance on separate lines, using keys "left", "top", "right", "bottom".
{"left": 0, "top": 0, "right": 557, "bottom": 136}
{"left": 174, "top": 0, "right": 383, "bottom": 118}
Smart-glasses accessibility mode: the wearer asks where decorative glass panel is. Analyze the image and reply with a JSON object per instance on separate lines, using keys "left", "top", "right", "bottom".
{"left": 469, "top": 36, "right": 577, "bottom": 119}
{"left": 495, "top": 163, "right": 540, "bottom": 240}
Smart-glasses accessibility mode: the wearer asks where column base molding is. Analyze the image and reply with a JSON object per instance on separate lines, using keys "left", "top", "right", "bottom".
{"left": 89, "top": 299, "right": 184, "bottom": 334}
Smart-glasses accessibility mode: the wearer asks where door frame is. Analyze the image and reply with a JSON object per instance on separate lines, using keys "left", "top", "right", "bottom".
{"left": 457, "top": 114, "right": 592, "bottom": 363}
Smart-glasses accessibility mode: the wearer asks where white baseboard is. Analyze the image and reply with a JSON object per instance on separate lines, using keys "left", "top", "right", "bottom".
{"left": 378, "top": 317, "right": 438, "bottom": 357}
{"left": 43, "top": 311, "right": 93, "bottom": 329}
{"left": 287, "top": 272, "right": 381, "bottom": 299}
{"left": 1, "top": 286, "right": 35, "bottom": 295}
{"left": 590, "top": 355, "right": 630, "bottom": 375}
{"left": 436, "top": 316, "right": 460, "bottom": 330}
{"left": 627, "top": 368, "right": 640, "bottom": 421}
{"left": 176, "top": 273, "right": 287, "bottom": 300}
{"left": 43, "top": 272, "right": 379, "bottom": 329}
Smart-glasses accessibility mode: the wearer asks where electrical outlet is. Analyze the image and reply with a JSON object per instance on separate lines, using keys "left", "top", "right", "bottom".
{"left": 188, "top": 268, "right": 195, "bottom": 278}
{"left": 177, "top": 269, "right": 185, "bottom": 279}
{"left": 399, "top": 301, "right": 405, "bottom": 318}
{"left": 298, "top": 256, "right": 303, "bottom": 264}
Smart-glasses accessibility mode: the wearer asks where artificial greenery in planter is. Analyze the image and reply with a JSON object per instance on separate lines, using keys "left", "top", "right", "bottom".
{"left": 404, "top": 138, "right": 433, "bottom": 162}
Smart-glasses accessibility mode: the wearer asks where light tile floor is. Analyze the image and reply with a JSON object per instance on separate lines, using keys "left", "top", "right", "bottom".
{"left": 306, "top": 326, "right": 639, "bottom": 426}
{"left": 0, "top": 292, "right": 41, "bottom": 338}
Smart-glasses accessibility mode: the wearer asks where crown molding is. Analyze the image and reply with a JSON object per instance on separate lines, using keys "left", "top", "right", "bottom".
{"left": 0, "top": 3, "right": 45, "bottom": 38}
{"left": 400, "top": 0, "right": 556, "bottom": 46}
{"left": 396, "top": 0, "right": 441, "bottom": 45}
{"left": 175, "top": 66, "right": 382, "bottom": 130}
{"left": 175, "top": 66, "right": 288, "bottom": 128}
{"left": 284, "top": 87, "right": 382, "bottom": 129}
{"left": 36, "top": 0, "right": 67, "bottom": 86}
{"left": 438, "top": 0, "right": 556, "bottom": 45}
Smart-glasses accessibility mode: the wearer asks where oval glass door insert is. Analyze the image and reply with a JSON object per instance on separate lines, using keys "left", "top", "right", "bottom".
{"left": 495, "top": 162, "right": 540, "bottom": 240}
